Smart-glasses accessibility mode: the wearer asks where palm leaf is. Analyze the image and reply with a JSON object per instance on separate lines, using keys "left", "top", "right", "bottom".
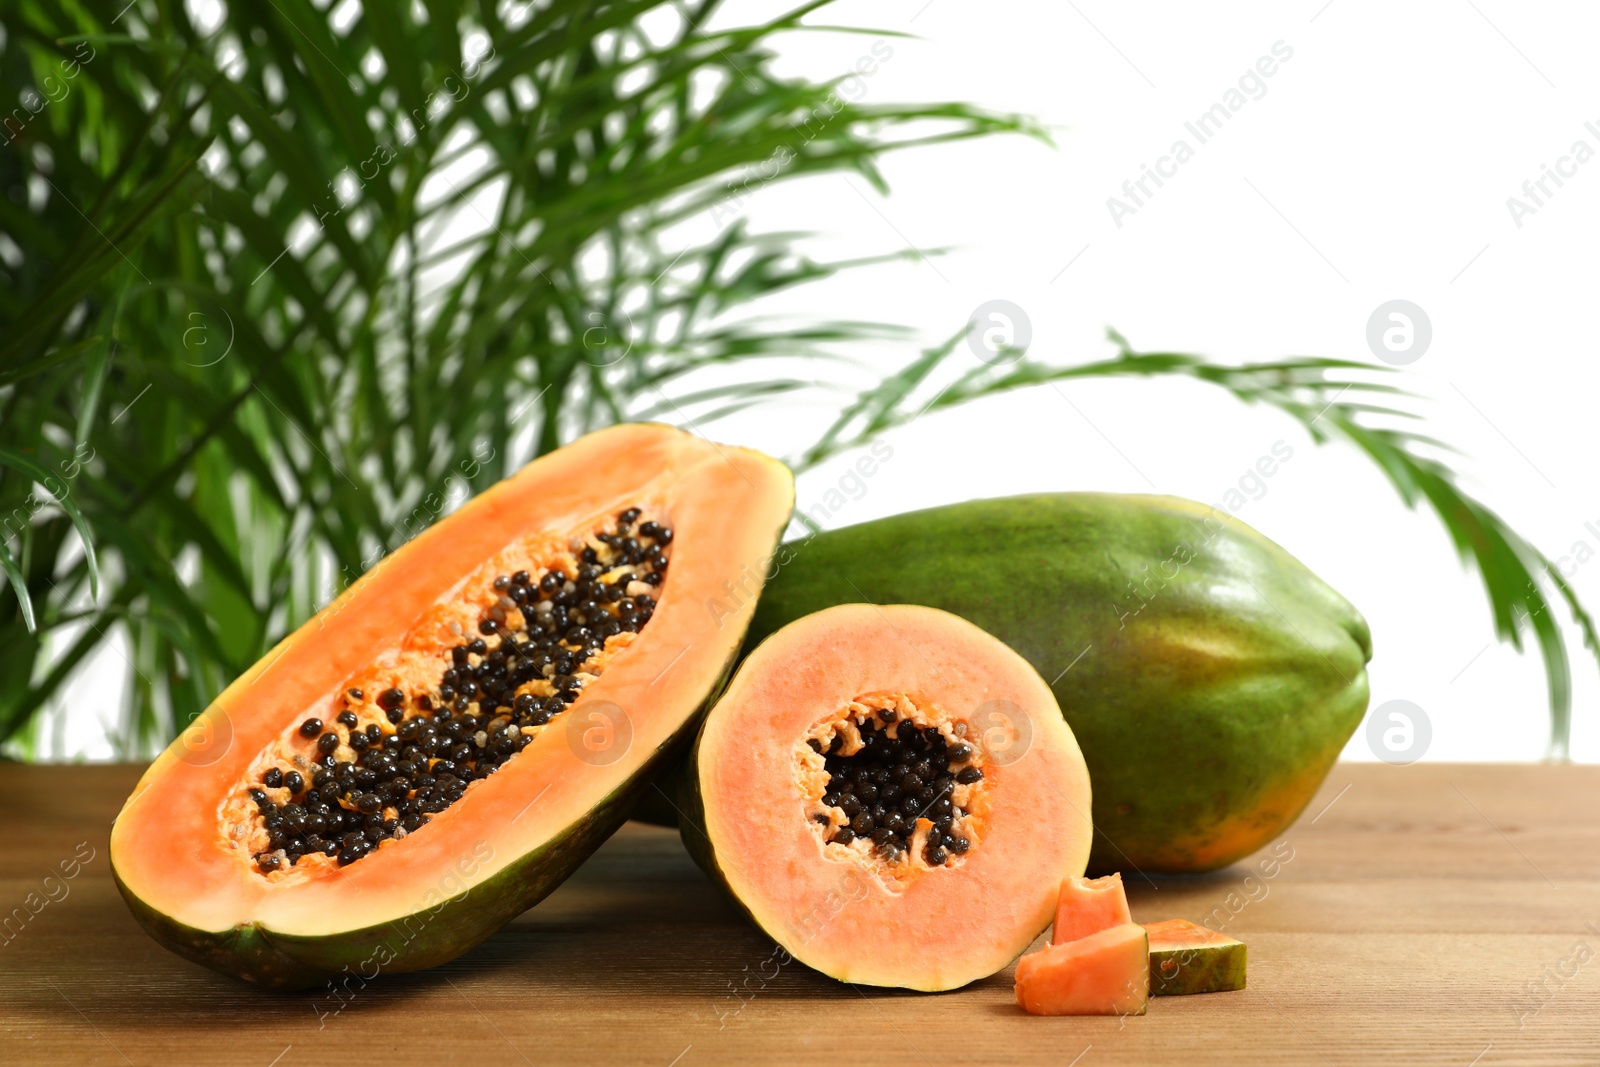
{"left": 0, "top": 444, "right": 101, "bottom": 608}
{"left": 797, "top": 329, "right": 1600, "bottom": 758}
{"left": 2, "top": 0, "right": 1584, "bottom": 762}
{"left": 0, "top": 0, "right": 1039, "bottom": 755}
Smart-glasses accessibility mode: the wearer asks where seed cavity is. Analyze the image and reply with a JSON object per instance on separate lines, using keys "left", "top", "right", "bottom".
{"left": 243, "top": 507, "right": 671, "bottom": 875}
{"left": 802, "top": 695, "right": 985, "bottom": 872}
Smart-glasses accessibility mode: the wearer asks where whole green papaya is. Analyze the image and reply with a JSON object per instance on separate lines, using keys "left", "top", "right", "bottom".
{"left": 741, "top": 493, "right": 1372, "bottom": 874}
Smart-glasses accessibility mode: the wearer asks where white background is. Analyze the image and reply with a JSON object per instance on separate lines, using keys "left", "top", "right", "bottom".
{"left": 698, "top": 0, "right": 1600, "bottom": 764}
{"left": 49, "top": 0, "right": 1600, "bottom": 762}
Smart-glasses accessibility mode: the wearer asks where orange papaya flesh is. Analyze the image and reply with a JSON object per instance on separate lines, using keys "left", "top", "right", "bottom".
{"left": 1144, "top": 919, "right": 1247, "bottom": 995}
{"left": 1052, "top": 871, "right": 1132, "bottom": 945}
{"left": 744, "top": 493, "right": 1372, "bottom": 873}
{"left": 681, "top": 603, "right": 1094, "bottom": 992}
{"left": 111, "top": 424, "right": 792, "bottom": 989}
{"left": 1014, "top": 923, "right": 1150, "bottom": 1016}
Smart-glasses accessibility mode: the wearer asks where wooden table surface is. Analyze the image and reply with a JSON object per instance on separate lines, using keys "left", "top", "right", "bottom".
{"left": 2, "top": 762, "right": 1597, "bottom": 1066}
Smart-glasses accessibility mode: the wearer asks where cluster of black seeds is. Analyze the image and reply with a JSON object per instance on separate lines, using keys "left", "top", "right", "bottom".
{"left": 250, "top": 508, "right": 670, "bottom": 873}
{"left": 812, "top": 712, "right": 983, "bottom": 867}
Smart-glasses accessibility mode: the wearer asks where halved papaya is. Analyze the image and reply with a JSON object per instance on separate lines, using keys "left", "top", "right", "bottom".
{"left": 679, "top": 603, "right": 1093, "bottom": 991}
{"left": 110, "top": 424, "right": 792, "bottom": 989}
{"left": 744, "top": 493, "right": 1372, "bottom": 873}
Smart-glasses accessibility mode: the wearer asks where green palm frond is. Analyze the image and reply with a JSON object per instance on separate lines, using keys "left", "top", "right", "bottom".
{"left": 798, "top": 329, "right": 1600, "bottom": 758}
{"left": 1, "top": 0, "right": 1589, "bottom": 763}
{"left": 0, "top": 0, "right": 1040, "bottom": 756}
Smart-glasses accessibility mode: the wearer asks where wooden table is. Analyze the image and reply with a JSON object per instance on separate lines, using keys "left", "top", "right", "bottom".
{"left": 2, "top": 763, "right": 1596, "bottom": 1065}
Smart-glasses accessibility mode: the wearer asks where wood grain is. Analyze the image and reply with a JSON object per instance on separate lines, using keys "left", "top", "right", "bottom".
{"left": 2, "top": 762, "right": 1597, "bottom": 1065}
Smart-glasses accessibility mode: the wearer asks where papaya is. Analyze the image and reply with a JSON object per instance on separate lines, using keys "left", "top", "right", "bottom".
{"left": 679, "top": 603, "right": 1094, "bottom": 991}
{"left": 1018, "top": 872, "right": 1147, "bottom": 1016}
{"left": 1144, "top": 919, "right": 1247, "bottom": 995}
{"left": 1052, "top": 872, "right": 1132, "bottom": 944}
{"left": 745, "top": 493, "right": 1372, "bottom": 873}
{"left": 1014, "top": 923, "right": 1150, "bottom": 1016}
{"left": 110, "top": 424, "right": 792, "bottom": 989}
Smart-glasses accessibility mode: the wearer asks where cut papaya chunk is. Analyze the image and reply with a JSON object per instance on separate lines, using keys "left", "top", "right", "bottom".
{"left": 110, "top": 424, "right": 793, "bottom": 988}
{"left": 1052, "top": 872, "right": 1132, "bottom": 944}
{"left": 1145, "top": 919, "right": 1247, "bottom": 995}
{"left": 1015, "top": 923, "right": 1150, "bottom": 1016}
{"left": 681, "top": 603, "right": 1094, "bottom": 991}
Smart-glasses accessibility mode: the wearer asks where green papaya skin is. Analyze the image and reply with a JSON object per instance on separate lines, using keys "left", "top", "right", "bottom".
{"left": 1147, "top": 927, "right": 1248, "bottom": 995}
{"left": 743, "top": 493, "right": 1372, "bottom": 874}
{"left": 115, "top": 698, "right": 709, "bottom": 991}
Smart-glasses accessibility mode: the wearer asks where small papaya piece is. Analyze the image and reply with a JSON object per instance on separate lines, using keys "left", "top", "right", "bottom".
{"left": 1015, "top": 923, "right": 1150, "bottom": 1016}
{"left": 1052, "top": 872, "right": 1132, "bottom": 944}
{"left": 1144, "top": 919, "right": 1247, "bottom": 995}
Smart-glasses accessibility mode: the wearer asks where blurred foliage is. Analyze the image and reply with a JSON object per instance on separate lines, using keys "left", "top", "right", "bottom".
{"left": 0, "top": 0, "right": 1036, "bottom": 755}
{"left": 0, "top": 0, "right": 1591, "bottom": 759}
